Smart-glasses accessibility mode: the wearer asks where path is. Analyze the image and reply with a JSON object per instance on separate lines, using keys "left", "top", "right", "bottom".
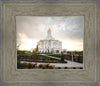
{"left": 40, "top": 54, "right": 83, "bottom": 67}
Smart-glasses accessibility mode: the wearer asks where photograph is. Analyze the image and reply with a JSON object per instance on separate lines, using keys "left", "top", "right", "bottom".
{"left": 16, "top": 16, "right": 84, "bottom": 69}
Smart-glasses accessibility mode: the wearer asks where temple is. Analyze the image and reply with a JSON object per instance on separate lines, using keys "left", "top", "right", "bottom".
{"left": 37, "top": 28, "right": 67, "bottom": 54}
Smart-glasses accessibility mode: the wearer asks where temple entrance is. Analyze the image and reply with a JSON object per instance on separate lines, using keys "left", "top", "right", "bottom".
{"left": 56, "top": 50, "right": 59, "bottom": 53}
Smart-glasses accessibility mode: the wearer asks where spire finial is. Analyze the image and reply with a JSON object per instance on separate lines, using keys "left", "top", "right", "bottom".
{"left": 48, "top": 28, "right": 51, "bottom": 31}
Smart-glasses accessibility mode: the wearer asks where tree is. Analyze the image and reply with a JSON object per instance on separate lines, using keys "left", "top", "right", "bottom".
{"left": 60, "top": 52, "right": 65, "bottom": 63}
{"left": 35, "top": 45, "right": 38, "bottom": 53}
{"left": 17, "top": 43, "right": 21, "bottom": 50}
{"left": 32, "top": 45, "right": 39, "bottom": 54}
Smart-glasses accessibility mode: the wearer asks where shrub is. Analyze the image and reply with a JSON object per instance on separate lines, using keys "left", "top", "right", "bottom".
{"left": 42, "top": 64, "right": 47, "bottom": 69}
{"left": 80, "top": 67, "right": 83, "bottom": 69}
{"left": 73, "top": 67, "right": 76, "bottom": 69}
{"left": 45, "top": 64, "right": 49, "bottom": 68}
{"left": 65, "top": 67, "right": 68, "bottom": 69}
{"left": 39, "top": 64, "right": 56, "bottom": 69}
{"left": 17, "top": 62, "right": 37, "bottom": 69}
{"left": 39, "top": 64, "right": 44, "bottom": 68}
{"left": 38, "top": 64, "right": 47, "bottom": 69}
{"left": 49, "top": 65, "right": 55, "bottom": 69}
{"left": 27, "top": 63, "right": 34, "bottom": 69}
{"left": 19, "top": 63, "right": 27, "bottom": 69}
{"left": 57, "top": 67, "right": 61, "bottom": 69}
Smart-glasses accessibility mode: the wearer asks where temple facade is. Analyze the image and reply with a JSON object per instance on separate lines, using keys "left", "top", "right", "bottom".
{"left": 37, "top": 29, "right": 66, "bottom": 54}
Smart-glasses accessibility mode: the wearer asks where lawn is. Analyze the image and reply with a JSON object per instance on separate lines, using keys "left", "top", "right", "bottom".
{"left": 47, "top": 54, "right": 61, "bottom": 58}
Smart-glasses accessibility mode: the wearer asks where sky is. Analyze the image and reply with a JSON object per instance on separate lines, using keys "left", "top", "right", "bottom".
{"left": 16, "top": 16, "right": 84, "bottom": 51}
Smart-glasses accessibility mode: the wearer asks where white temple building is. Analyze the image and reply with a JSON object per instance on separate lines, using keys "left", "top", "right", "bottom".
{"left": 37, "top": 28, "right": 67, "bottom": 54}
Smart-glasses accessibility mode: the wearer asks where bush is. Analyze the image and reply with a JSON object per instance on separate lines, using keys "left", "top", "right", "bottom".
{"left": 42, "top": 65, "right": 47, "bottom": 69}
{"left": 27, "top": 63, "right": 35, "bottom": 69}
{"left": 49, "top": 65, "right": 55, "bottom": 69}
{"left": 39, "top": 64, "right": 44, "bottom": 68}
{"left": 73, "top": 67, "right": 76, "bottom": 69}
{"left": 80, "top": 67, "right": 83, "bottom": 69}
{"left": 38, "top": 64, "right": 47, "bottom": 69}
{"left": 65, "top": 67, "right": 68, "bottom": 69}
{"left": 57, "top": 67, "right": 61, "bottom": 69}
{"left": 39, "top": 64, "right": 55, "bottom": 69}
{"left": 45, "top": 64, "right": 49, "bottom": 68}
{"left": 18, "top": 63, "right": 27, "bottom": 69}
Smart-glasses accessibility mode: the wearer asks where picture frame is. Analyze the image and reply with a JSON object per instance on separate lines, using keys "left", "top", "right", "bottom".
{"left": 0, "top": 1, "right": 99, "bottom": 85}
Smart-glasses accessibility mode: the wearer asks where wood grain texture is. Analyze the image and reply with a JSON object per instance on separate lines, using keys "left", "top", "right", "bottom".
{"left": 1, "top": 1, "right": 99, "bottom": 85}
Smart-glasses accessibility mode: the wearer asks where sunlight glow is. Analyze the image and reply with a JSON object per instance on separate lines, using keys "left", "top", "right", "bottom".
{"left": 62, "top": 40, "right": 83, "bottom": 51}
{"left": 18, "top": 37, "right": 83, "bottom": 51}
{"left": 18, "top": 38, "right": 38, "bottom": 51}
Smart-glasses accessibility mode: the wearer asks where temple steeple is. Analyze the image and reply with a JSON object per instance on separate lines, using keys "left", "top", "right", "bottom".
{"left": 46, "top": 28, "right": 54, "bottom": 40}
{"left": 47, "top": 28, "right": 51, "bottom": 37}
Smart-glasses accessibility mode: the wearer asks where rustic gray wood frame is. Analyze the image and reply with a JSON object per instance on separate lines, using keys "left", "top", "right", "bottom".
{"left": 1, "top": 1, "right": 99, "bottom": 85}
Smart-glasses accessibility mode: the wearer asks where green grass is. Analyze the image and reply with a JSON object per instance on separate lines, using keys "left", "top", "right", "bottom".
{"left": 17, "top": 51, "right": 33, "bottom": 56}
{"left": 47, "top": 54, "right": 61, "bottom": 58}
{"left": 39, "top": 55, "right": 49, "bottom": 58}
{"left": 22, "top": 53, "right": 32, "bottom": 56}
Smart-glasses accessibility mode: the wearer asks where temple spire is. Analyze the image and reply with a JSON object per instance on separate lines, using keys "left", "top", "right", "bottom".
{"left": 47, "top": 28, "right": 51, "bottom": 36}
{"left": 46, "top": 28, "right": 54, "bottom": 40}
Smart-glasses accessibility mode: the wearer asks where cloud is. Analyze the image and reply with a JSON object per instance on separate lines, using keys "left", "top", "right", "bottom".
{"left": 16, "top": 16, "right": 84, "bottom": 51}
